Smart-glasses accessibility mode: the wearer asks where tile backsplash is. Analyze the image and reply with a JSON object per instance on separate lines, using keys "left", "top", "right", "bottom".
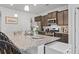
{"left": 58, "top": 26, "right": 68, "bottom": 34}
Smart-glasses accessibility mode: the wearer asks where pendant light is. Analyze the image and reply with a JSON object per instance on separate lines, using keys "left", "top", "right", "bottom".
{"left": 10, "top": 4, "right": 14, "bottom": 6}
{"left": 24, "top": 5, "right": 29, "bottom": 11}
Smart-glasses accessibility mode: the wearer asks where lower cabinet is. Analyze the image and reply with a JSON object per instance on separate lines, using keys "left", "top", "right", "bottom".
{"left": 62, "top": 34, "right": 68, "bottom": 43}
{"left": 54, "top": 33, "right": 68, "bottom": 43}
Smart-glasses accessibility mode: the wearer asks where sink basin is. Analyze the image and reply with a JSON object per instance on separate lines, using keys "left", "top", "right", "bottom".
{"left": 32, "top": 36, "right": 44, "bottom": 39}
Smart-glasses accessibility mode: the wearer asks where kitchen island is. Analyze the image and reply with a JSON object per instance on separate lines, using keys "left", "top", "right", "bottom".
{"left": 6, "top": 32, "right": 60, "bottom": 53}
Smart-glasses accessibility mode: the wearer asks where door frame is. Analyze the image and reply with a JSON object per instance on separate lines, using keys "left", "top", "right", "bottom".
{"left": 75, "top": 7, "right": 79, "bottom": 53}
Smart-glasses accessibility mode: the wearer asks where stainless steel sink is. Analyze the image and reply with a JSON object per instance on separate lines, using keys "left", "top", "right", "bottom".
{"left": 32, "top": 36, "right": 44, "bottom": 39}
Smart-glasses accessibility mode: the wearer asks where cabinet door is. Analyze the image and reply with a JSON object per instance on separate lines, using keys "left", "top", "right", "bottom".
{"left": 35, "top": 16, "right": 41, "bottom": 22}
{"left": 52, "top": 11, "right": 57, "bottom": 18}
{"left": 62, "top": 34, "right": 68, "bottom": 43}
{"left": 41, "top": 15, "right": 48, "bottom": 26}
{"left": 54, "top": 33, "right": 62, "bottom": 37}
{"left": 44, "top": 15, "right": 48, "bottom": 26}
{"left": 55, "top": 33, "right": 68, "bottom": 43}
{"left": 48, "top": 13, "right": 52, "bottom": 19}
{"left": 52, "top": 11, "right": 58, "bottom": 23}
{"left": 35, "top": 17, "right": 38, "bottom": 21}
{"left": 41, "top": 16, "right": 44, "bottom": 26}
{"left": 58, "top": 11, "right": 64, "bottom": 25}
{"left": 63, "top": 10, "right": 68, "bottom": 25}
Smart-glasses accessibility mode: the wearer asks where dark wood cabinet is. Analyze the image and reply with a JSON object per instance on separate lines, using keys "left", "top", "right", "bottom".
{"left": 51, "top": 11, "right": 57, "bottom": 18}
{"left": 63, "top": 10, "right": 68, "bottom": 25}
{"left": 62, "top": 34, "right": 68, "bottom": 43}
{"left": 57, "top": 10, "right": 68, "bottom": 25}
{"left": 52, "top": 11, "right": 58, "bottom": 23}
{"left": 55, "top": 33, "right": 68, "bottom": 43}
{"left": 41, "top": 16, "right": 44, "bottom": 26}
{"left": 40, "top": 15, "right": 48, "bottom": 31}
{"left": 57, "top": 11, "right": 64, "bottom": 25}
{"left": 41, "top": 15, "right": 48, "bottom": 26}
{"left": 48, "top": 12, "right": 52, "bottom": 19}
{"left": 44, "top": 15, "right": 48, "bottom": 26}
{"left": 47, "top": 11, "right": 58, "bottom": 24}
{"left": 48, "top": 11, "right": 57, "bottom": 19}
{"left": 55, "top": 33, "right": 62, "bottom": 38}
{"left": 35, "top": 16, "right": 42, "bottom": 22}
{"left": 34, "top": 10, "right": 68, "bottom": 31}
{"left": 35, "top": 16, "right": 42, "bottom": 31}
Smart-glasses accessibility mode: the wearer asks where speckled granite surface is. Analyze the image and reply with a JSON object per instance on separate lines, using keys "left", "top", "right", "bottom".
{"left": 5, "top": 32, "right": 60, "bottom": 50}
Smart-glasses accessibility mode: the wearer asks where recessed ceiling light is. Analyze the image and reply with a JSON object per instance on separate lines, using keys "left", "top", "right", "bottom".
{"left": 10, "top": 4, "right": 14, "bottom": 6}
{"left": 24, "top": 5, "right": 29, "bottom": 11}
{"left": 14, "top": 14, "right": 18, "bottom": 17}
{"left": 33, "top": 4, "right": 37, "bottom": 6}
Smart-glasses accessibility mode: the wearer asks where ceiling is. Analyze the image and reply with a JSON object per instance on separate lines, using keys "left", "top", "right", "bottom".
{"left": 0, "top": 4, "right": 67, "bottom": 14}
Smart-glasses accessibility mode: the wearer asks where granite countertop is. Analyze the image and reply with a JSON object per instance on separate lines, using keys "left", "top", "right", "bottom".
{"left": 55, "top": 32, "right": 68, "bottom": 34}
{"left": 24, "top": 35, "right": 60, "bottom": 49}
{"left": 6, "top": 32, "right": 60, "bottom": 50}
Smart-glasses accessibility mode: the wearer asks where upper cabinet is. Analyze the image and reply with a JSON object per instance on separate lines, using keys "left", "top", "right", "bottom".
{"left": 63, "top": 10, "right": 68, "bottom": 25}
{"left": 35, "top": 16, "right": 42, "bottom": 22}
{"left": 51, "top": 11, "right": 57, "bottom": 18}
{"left": 48, "top": 11, "right": 57, "bottom": 19}
{"left": 57, "top": 10, "right": 68, "bottom": 25}
{"left": 48, "top": 13, "right": 52, "bottom": 19}
{"left": 44, "top": 15, "right": 48, "bottom": 26}
{"left": 34, "top": 9, "right": 68, "bottom": 31}
{"left": 47, "top": 11, "right": 58, "bottom": 24}
{"left": 58, "top": 11, "right": 64, "bottom": 25}
{"left": 41, "top": 15, "right": 48, "bottom": 26}
{"left": 51, "top": 11, "right": 58, "bottom": 23}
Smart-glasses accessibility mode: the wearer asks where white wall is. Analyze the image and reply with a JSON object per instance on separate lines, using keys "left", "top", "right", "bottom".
{"left": 0, "top": 7, "right": 36, "bottom": 33}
